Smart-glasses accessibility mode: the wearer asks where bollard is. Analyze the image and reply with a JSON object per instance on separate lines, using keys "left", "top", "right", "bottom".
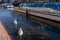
{"left": 26, "top": 8, "right": 29, "bottom": 18}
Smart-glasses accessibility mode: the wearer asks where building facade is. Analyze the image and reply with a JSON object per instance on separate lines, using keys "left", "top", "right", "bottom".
{"left": 0, "top": 0, "right": 60, "bottom": 3}
{"left": 49, "top": 0, "right": 60, "bottom": 3}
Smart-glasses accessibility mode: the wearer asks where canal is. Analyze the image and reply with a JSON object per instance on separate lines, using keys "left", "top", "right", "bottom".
{"left": 0, "top": 9, "right": 60, "bottom": 40}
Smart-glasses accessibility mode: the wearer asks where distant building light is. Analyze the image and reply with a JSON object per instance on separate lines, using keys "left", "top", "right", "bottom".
{"left": 0, "top": 0, "right": 2, "bottom": 2}
{"left": 34, "top": 1, "right": 43, "bottom": 2}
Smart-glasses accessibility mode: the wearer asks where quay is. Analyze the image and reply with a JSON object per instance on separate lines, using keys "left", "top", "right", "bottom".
{"left": 14, "top": 9, "right": 60, "bottom": 29}
{"left": 0, "top": 22, "right": 12, "bottom": 40}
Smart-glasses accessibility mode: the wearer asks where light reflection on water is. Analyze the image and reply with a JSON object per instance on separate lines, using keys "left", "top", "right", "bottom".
{"left": 0, "top": 9, "right": 60, "bottom": 40}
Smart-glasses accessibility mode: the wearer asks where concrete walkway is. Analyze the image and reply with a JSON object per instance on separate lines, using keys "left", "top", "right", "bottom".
{"left": 14, "top": 9, "right": 60, "bottom": 22}
{"left": 30, "top": 12, "right": 60, "bottom": 22}
{"left": 0, "top": 22, "right": 11, "bottom": 40}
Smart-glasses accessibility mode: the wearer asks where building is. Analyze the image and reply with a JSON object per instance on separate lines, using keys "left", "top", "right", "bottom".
{"left": 49, "top": 0, "right": 60, "bottom": 2}
{"left": 34, "top": 0, "right": 60, "bottom": 3}
{"left": 34, "top": 0, "right": 49, "bottom": 3}
{"left": 0, "top": 0, "right": 60, "bottom": 3}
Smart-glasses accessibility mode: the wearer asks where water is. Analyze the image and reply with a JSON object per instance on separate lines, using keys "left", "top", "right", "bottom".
{"left": 0, "top": 9, "right": 60, "bottom": 40}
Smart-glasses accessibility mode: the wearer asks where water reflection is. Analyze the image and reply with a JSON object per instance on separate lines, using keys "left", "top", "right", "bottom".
{"left": 13, "top": 12, "right": 60, "bottom": 40}
{"left": 18, "top": 28, "right": 23, "bottom": 40}
{"left": 0, "top": 9, "right": 60, "bottom": 40}
{"left": 14, "top": 18, "right": 17, "bottom": 28}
